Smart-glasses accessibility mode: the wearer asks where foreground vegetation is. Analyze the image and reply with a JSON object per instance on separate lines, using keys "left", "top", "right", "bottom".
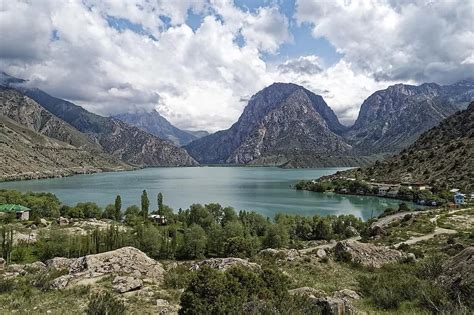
{"left": 1, "top": 189, "right": 472, "bottom": 314}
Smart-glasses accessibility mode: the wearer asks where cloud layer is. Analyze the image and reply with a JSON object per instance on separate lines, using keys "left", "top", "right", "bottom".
{"left": 1, "top": 0, "right": 471, "bottom": 131}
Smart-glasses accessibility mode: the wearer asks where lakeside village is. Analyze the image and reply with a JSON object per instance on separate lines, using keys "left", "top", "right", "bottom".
{"left": 296, "top": 176, "right": 473, "bottom": 208}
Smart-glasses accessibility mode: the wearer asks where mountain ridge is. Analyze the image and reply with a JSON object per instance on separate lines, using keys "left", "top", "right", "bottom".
{"left": 113, "top": 110, "right": 207, "bottom": 146}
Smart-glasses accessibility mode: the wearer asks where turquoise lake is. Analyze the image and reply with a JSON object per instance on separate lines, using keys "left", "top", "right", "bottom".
{"left": 0, "top": 167, "right": 415, "bottom": 220}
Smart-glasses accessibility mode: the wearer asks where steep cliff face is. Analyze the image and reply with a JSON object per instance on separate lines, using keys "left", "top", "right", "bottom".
{"left": 18, "top": 88, "right": 198, "bottom": 167}
{"left": 185, "top": 83, "right": 350, "bottom": 165}
{"left": 114, "top": 110, "right": 201, "bottom": 146}
{"left": 347, "top": 80, "right": 473, "bottom": 154}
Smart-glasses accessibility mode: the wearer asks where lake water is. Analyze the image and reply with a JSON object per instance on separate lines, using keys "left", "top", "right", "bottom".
{"left": 0, "top": 167, "right": 414, "bottom": 220}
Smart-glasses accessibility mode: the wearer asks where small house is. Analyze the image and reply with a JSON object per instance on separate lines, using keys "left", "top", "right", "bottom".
{"left": 0, "top": 204, "right": 30, "bottom": 220}
{"left": 149, "top": 214, "right": 167, "bottom": 225}
{"left": 378, "top": 186, "right": 390, "bottom": 196}
{"left": 454, "top": 193, "right": 465, "bottom": 205}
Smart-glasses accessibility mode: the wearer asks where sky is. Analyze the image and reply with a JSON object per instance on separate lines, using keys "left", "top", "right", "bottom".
{"left": 1, "top": 0, "right": 473, "bottom": 131}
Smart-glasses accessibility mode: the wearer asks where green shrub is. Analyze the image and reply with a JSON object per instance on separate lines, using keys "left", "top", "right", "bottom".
{"left": 86, "top": 291, "right": 126, "bottom": 315}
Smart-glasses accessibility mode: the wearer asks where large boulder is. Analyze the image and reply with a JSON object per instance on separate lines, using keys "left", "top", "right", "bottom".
{"left": 49, "top": 247, "right": 165, "bottom": 289}
{"left": 289, "top": 287, "right": 357, "bottom": 315}
{"left": 335, "top": 240, "right": 408, "bottom": 268}
{"left": 190, "top": 258, "right": 260, "bottom": 271}
{"left": 438, "top": 247, "right": 474, "bottom": 305}
{"left": 0, "top": 258, "right": 5, "bottom": 270}
{"left": 112, "top": 276, "right": 143, "bottom": 293}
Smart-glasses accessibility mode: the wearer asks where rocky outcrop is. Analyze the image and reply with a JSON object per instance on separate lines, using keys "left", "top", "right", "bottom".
{"left": 190, "top": 258, "right": 260, "bottom": 271}
{"left": 438, "top": 247, "right": 474, "bottom": 304}
{"left": 334, "top": 240, "right": 409, "bottom": 268}
{"left": 112, "top": 276, "right": 143, "bottom": 293}
{"left": 186, "top": 83, "right": 350, "bottom": 166}
{"left": 47, "top": 247, "right": 165, "bottom": 289}
{"left": 289, "top": 287, "right": 359, "bottom": 315}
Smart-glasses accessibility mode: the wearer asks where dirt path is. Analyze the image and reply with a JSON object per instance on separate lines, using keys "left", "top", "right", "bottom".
{"left": 394, "top": 227, "right": 456, "bottom": 248}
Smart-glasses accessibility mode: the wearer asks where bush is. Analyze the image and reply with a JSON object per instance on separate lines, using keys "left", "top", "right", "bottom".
{"left": 86, "top": 291, "right": 126, "bottom": 315}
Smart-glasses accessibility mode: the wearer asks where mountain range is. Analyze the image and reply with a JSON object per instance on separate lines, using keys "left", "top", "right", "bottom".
{"left": 1, "top": 71, "right": 473, "bottom": 175}
{"left": 185, "top": 80, "right": 473, "bottom": 166}
{"left": 114, "top": 111, "right": 208, "bottom": 146}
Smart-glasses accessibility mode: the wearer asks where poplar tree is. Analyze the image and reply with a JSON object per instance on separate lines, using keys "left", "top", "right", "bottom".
{"left": 114, "top": 195, "right": 122, "bottom": 221}
{"left": 157, "top": 192, "right": 164, "bottom": 215}
{"left": 141, "top": 190, "right": 149, "bottom": 220}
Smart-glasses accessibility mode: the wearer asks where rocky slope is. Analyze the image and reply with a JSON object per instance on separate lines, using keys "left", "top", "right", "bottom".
{"left": 0, "top": 115, "right": 129, "bottom": 181}
{"left": 347, "top": 102, "right": 474, "bottom": 191}
{"left": 347, "top": 80, "right": 473, "bottom": 154}
{"left": 185, "top": 83, "right": 352, "bottom": 165}
{"left": 114, "top": 110, "right": 206, "bottom": 146}
{"left": 0, "top": 89, "right": 133, "bottom": 180}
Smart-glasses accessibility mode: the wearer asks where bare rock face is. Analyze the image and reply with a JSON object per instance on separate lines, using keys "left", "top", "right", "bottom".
{"left": 190, "top": 258, "right": 260, "bottom": 272}
{"left": 49, "top": 247, "right": 165, "bottom": 289}
{"left": 112, "top": 276, "right": 143, "bottom": 293}
{"left": 438, "top": 247, "right": 474, "bottom": 304}
{"left": 185, "top": 83, "right": 350, "bottom": 166}
{"left": 335, "top": 240, "right": 408, "bottom": 268}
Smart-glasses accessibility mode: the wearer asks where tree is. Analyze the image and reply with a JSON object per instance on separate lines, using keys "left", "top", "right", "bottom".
{"left": 141, "top": 190, "right": 149, "bottom": 220}
{"left": 124, "top": 205, "right": 141, "bottom": 225}
{"left": 103, "top": 204, "right": 116, "bottom": 220}
{"left": 183, "top": 224, "right": 207, "bottom": 259}
{"left": 157, "top": 192, "right": 164, "bottom": 215}
{"left": 262, "top": 224, "right": 289, "bottom": 249}
{"left": 114, "top": 195, "right": 122, "bottom": 221}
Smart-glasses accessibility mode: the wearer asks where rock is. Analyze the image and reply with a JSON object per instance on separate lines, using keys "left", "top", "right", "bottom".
{"left": 406, "top": 253, "right": 416, "bottom": 262}
{"left": 39, "top": 218, "right": 48, "bottom": 227}
{"left": 0, "top": 258, "right": 5, "bottom": 270}
{"left": 74, "top": 247, "right": 165, "bottom": 280}
{"left": 190, "top": 258, "right": 260, "bottom": 272}
{"left": 317, "top": 297, "right": 353, "bottom": 315}
{"left": 112, "top": 276, "right": 143, "bottom": 293}
{"left": 316, "top": 249, "right": 327, "bottom": 259}
{"left": 369, "top": 225, "right": 387, "bottom": 237}
{"left": 333, "top": 289, "right": 360, "bottom": 300}
{"left": 50, "top": 275, "right": 74, "bottom": 290}
{"left": 289, "top": 287, "right": 355, "bottom": 315}
{"left": 7, "top": 264, "right": 25, "bottom": 274}
{"left": 30, "top": 224, "right": 38, "bottom": 230}
{"left": 49, "top": 247, "right": 165, "bottom": 290}
{"left": 26, "top": 261, "right": 46, "bottom": 270}
{"left": 438, "top": 247, "right": 474, "bottom": 304}
{"left": 156, "top": 299, "right": 170, "bottom": 307}
{"left": 45, "top": 257, "right": 75, "bottom": 270}
{"left": 335, "top": 240, "right": 408, "bottom": 268}
{"left": 57, "top": 217, "right": 69, "bottom": 226}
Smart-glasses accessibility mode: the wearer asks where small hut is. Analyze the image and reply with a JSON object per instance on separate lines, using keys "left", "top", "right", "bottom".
{"left": 0, "top": 204, "right": 31, "bottom": 220}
